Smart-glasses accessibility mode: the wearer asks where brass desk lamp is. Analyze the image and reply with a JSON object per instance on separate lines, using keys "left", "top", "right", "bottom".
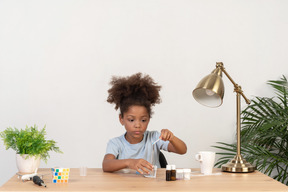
{"left": 192, "top": 62, "right": 255, "bottom": 173}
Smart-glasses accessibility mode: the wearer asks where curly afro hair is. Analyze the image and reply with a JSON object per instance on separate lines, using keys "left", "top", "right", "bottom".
{"left": 107, "top": 73, "right": 161, "bottom": 117}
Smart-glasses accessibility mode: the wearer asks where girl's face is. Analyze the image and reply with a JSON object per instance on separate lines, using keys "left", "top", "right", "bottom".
{"left": 119, "top": 105, "right": 150, "bottom": 144}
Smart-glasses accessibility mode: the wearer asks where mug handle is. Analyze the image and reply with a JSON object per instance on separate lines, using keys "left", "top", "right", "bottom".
{"left": 195, "top": 154, "right": 202, "bottom": 161}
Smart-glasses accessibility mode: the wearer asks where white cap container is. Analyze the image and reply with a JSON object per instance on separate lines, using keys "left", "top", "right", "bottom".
{"left": 176, "top": 169, "right": 184, "bottom": 180}
{"left": 183, "top": 169, "right": 191, "bottom": 180}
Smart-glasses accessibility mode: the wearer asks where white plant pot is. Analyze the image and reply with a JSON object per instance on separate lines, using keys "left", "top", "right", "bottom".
{"left": 16, "top": 154, "right": 40, "bottom": 173}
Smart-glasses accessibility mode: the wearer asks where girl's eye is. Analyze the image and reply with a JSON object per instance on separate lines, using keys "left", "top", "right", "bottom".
{"left": 128, "top": 119, "right": 134, "bottom": 122}
{"left": 142, "top": 119, "right": 147, "bottom": 122}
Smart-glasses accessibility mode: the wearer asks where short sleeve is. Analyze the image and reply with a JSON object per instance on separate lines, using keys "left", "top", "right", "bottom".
{"left": 105, "top": 139, "right": 120, "bottom": 158}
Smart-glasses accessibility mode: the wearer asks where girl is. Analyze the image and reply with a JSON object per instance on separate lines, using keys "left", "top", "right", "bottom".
{"left": 102, "top": 73, "right": 187, "bottom": 174}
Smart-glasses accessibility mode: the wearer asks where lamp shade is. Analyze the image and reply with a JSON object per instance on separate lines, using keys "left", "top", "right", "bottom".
{"left": 192, "top": 67, "right": 224, "bottom": 107}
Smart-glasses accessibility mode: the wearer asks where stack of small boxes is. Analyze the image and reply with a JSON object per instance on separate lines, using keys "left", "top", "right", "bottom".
{"left": 51, "top": 168, "right": 70, "bottom": 183}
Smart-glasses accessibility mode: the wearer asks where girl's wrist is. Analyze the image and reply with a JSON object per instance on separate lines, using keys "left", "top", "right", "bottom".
{"left": 169, "top": 135, "right": 175, "bottom": 142}
{"left": 125, "top": 159, "right": 132, "bottom": 168}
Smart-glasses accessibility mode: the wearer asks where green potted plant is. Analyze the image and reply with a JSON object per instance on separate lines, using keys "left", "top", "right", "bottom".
{"left": 213, "top": 75, "right": 288, "bottom": 185}
{"left": 0, "top": 124, "right": 62, "bottom": 173}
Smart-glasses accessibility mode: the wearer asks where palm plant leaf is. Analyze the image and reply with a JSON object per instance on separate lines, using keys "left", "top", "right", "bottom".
{"left": 212, "top": 75, "right": 288, "bottom": 185}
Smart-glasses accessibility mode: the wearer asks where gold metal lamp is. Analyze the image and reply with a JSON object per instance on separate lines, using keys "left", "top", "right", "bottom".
{"left": 192, "top": 62, "right": 256, "bottom": 173}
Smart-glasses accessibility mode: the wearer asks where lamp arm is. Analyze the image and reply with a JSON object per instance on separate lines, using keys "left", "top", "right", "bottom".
{"left": 217, "top": 62, "right": 251, "bottom": 105}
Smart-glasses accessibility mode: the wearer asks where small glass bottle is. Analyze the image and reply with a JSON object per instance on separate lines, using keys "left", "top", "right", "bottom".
{"left": 171, "top": 165, "right": 176, "bottom": 181}
{"left": 166, "top": 165, "right": 171, "bottom": 181}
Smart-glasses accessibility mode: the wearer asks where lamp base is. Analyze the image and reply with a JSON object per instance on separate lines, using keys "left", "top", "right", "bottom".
{"left": 221, "top": 155, "right": 256, "bottom": 173}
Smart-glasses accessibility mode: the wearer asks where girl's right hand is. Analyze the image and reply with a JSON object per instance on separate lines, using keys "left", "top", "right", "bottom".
{"left": 127, "top": 159, "right": 153, "bottom": 174}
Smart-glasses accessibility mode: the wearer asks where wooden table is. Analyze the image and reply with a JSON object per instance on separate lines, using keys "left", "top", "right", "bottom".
{"left": 0, "top": 168, "right": 287, "bottom": 192}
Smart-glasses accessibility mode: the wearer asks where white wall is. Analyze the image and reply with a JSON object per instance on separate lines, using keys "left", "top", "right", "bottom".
{"left": 0, "top": 0, "right": 287, "bottom": 186}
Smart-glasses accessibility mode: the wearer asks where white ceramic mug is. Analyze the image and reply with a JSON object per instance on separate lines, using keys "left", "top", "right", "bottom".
{"left": 195, "top": 151, "right": 215, "bottom": 175}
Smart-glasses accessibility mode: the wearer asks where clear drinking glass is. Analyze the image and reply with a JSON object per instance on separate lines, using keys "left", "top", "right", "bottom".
{"left": 80, "top": 166, "right": 87, "bottom": 176}
{"left": 144, "top": 165, "right": 157, "bottom": 178}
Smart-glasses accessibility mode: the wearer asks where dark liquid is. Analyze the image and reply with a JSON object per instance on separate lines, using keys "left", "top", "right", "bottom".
{"left": 166, "top": 170, "right": 171, "bottom": 181}
{"left": 171, "top": 170, "right": 176, "bottom": 181}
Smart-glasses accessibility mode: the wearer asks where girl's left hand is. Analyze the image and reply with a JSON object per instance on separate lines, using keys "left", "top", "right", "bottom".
{"left": 159, "top": 129, "right": 174, "bottom": 141}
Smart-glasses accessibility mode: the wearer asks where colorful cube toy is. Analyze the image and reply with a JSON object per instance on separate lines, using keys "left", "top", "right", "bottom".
{"left": 51, "top": 168, "right": 70, "bottom": 183}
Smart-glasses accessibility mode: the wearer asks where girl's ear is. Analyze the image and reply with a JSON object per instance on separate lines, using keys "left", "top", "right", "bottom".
{"left": 119, "top": 114, "right": 124, "bottom": 125}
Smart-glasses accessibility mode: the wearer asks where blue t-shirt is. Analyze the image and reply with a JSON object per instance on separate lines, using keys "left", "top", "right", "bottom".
{"left": 105, "top": 131, "right": 169, "bottom": 168}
